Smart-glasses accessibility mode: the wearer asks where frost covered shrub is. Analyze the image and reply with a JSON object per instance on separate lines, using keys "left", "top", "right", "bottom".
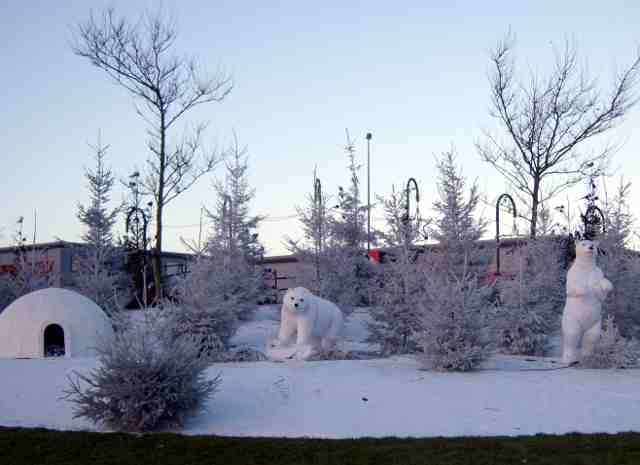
{"left": 417, "top": 272, "right": 493, "bottom": 371}
{"left": 171, "top": 257, "right": 240, "bottom": 347}
{"left": 597, "top": 180, "right": 640, "bottom": 339}
{"left": 366, "top": 186, "right": 427, "bottom": 355}
{"left": 579, "top": 315, "right": 639, "bottom": 369}
{"left": 367, "top": 248, "right": 425, "bottom": 355}
{"left": 316, "top": 246, "right": 373, "bottom": 314}
{"left": 64, "top": 311, "right": 220, "bottom": 432}
{"left": 495, "top": 237, "right": 566, "bottom": 355}
{"left": 0, "top": 276, "right": 13, "bottom": 313}
{"left": 167, "top": 306, "right": 227, "bottom": 360}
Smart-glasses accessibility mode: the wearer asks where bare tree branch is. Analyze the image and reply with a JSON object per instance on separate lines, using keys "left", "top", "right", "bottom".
{"left": 73, "top": 8, "right": 232, "bottom": 299}
{"left": 479, "top": 33, "right": 640, "bottom": 237}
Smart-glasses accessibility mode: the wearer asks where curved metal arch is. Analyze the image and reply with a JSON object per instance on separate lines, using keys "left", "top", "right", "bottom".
{"left": 495, "top": 193, "right": 517, "bottom": 276}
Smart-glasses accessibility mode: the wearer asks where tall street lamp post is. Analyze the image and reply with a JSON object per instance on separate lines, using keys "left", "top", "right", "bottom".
{"left": 366, "top": 132, "right": 372, "bottom": 254}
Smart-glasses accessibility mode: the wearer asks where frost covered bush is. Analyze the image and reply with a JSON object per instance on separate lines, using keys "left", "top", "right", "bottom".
{"left": 366, "top": 245, "right": 424, "bottom": 355}
{"left": 171, "top": 256, "right": 241, "bottom": 347}
{"left": 598, "top": 180, "right": 640, "bottom": 339}
{"left": 366, "top": 186, "right": 426, "bottom": 355}
{"left": 579, "top": 315, "right": 639, "bottom": 369}
{"left": 495, "top": 237, "right": 566, "bottom": 355}
{"left": 167, "top": 306, "right": 227, "bottom": 360}
{"left": 64, "top": 311, "right": 220, "bottom": 432}
{"left": 496, "top": 238, "right": 566, "bottom": 355}
{"left": 417, "top": 272, "right": 493, "bottom": 371}
{"left": 0, "top": 276, "right": 13, "bottom": 313}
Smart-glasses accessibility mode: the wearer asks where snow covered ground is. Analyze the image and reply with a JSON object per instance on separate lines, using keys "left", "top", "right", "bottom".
{"left": 1, "top": 306, "right": 640, "bottom": 438}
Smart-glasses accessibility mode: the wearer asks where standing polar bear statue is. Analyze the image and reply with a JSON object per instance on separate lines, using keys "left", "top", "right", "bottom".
{"left": 562, "top": 240, "right": 613, "bottom": 364}
{"left": 268, "top": 287, "right": 344, "bottom": 361}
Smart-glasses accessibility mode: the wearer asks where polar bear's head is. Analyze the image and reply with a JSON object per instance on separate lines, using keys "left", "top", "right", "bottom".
{"left": 575, "top": 240, "right": 598, "bottom": 262}
{"left": 284, "top": 287, "right": 311, "bottom": 313}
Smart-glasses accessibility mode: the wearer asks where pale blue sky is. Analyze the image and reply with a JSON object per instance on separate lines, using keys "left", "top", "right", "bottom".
{"left": 1, "top": 1, "right": 639, "bottom": 255}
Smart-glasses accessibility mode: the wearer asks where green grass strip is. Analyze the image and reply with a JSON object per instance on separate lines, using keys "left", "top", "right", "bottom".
{"left": 2, "top": 427, "right": 640, "bottom": 465}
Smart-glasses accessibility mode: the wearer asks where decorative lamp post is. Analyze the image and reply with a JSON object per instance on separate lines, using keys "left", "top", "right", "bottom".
{"left": 126, "top": 171, "right": 151, "bottom": 306}
{"left": 583, "top": 205, "right": 605, "bottom": 239}
{"left": 581, "top": 175, "right": 606, "bottom": 240}
{"left": 313, "top": 175, "right": 323, "bottom": 281}
{"left": 405, "top": 177, "right": 420, "bottom": 246}
{"left": 495, "top": 193, "right": 517, "bottom": 276}
{"left": 366, "top": 132, "right": 372, "bottom": 254}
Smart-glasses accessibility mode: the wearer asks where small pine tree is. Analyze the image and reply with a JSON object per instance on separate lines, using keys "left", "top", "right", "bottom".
{"left": 74, "top": 136, "right": 126, "bottom": 315}
{"left": 171, "top": 252, "right": 242, "bottom": 350}
{"left": 287, "top": 168, "right": 330, "bottom": 294}
{"left": 429, "top": 149, "right": 486, "bottom": 276}
{"left": 289, "top": 132, "right": 374, "bottom": 312}
{"left": 322, "top": 132, "right": 374, "bottom": 310}
{"left": 367, "top": 186, "right": 425, "bottom": 354}
{"left": 417, "top": 271, "right": 492, "bottom": 371}
{"left": 176, "top": 142, "right": 264, "bottom": 326}
{"left": 599, "top": 179, "right": 640, "bottom": 338}
{"left": 207, "top": 142, "right": 264, "bottom": 263}
{"left": 416, "top": 151, "right": 492, "bottom": 370}
{"left": 495, "top": 237, "right": 566, "bottom": 355}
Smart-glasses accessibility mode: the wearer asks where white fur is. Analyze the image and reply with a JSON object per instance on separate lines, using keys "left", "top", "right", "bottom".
{"left": 272, "top": 287, "right": 344, "bottom": 360}
{"left": 561, "top": 240, "right": 613, "bottom": 363}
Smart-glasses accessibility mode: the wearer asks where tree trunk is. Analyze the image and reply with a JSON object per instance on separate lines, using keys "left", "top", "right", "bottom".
{"left": 153, "top": 112, "right": 167, "bottom": 302}
{"left": 529, "top": 179, "right": 540, "bottom": 238}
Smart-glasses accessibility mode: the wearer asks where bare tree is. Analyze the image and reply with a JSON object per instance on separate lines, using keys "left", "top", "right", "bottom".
{"left": 72, "top": 8, "right": 232, "bottom": 299}
{"left": 477, "top": 33, "right": 640, "bottom": 237}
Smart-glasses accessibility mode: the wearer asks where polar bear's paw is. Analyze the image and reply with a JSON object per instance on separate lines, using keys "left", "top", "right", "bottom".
{"left": 293, "top": 344, "right": 316, "bottom": 361}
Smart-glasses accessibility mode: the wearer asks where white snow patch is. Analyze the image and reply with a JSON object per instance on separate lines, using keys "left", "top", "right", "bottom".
{"left": 2, "top": 355, "right": 640, "bottom": 438}
{"left": 2, "top": 305, "right": 639, "bottom": 438}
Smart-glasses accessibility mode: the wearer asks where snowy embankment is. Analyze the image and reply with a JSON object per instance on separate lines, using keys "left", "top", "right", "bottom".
{"left": 2, "top": 306, "right": 640, "bottom": 438}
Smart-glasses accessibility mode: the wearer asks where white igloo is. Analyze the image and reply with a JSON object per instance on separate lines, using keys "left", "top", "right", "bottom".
{"left": 0, "top": 287, "right": 114, "bottom": 358}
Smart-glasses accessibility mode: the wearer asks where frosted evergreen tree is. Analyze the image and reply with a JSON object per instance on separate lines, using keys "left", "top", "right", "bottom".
{"left": 286, "top": 168, "right": 330, "bottom": 294}
{"left": 599, "top": 179, "right": 640, "bottom": 338}
{"left": 495, "top": 237, "right": 566, "bottom": 355}
{"left": 429, "top": 150, "right": 487, "bottom": 276}
{"left": 74, "top": 136, "right": 126, "bottom": 316}
{"left": 289, "top": 132, "right": 374, "bottom": 312}
{"left": 367, "top": 186, "right": 425, "bottom": 354}
{"left": 175, "top": 142, "right": 265, "bottom": 336}
{"left": 416, "top": 151, "right": 492, "bottom": 369}
{"left": 206, "top": 142, "right": 264, "bottom": 265}
{"left": 321, "top": 133, "right": 374, "bottom": 310}
{"left": 417, "top": 270, "right": 493, "bottom": 371}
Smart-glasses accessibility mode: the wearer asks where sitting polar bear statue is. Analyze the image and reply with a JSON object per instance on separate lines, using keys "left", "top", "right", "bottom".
{"left": 562, "top": 240, "right": 613, "bottom": 364}
{"left": 269, "top": 287, "right": 344, "bottom": 360}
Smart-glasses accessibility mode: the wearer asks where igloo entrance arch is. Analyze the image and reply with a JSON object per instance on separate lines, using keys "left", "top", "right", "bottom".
{"left": 43, "top": 323, "right": 65, "bottom": 357}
